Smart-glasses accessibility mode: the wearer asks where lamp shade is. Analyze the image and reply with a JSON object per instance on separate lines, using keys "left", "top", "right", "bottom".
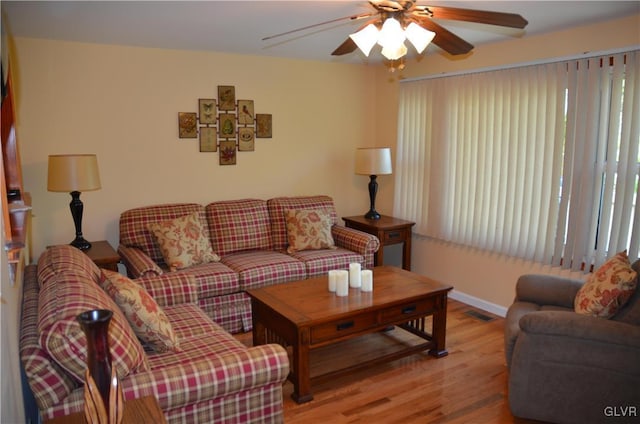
{"left": 355, "top": 147, "right": 392, "bottom": 176}
{"left": 47, "top": 154, "right": 102, "bottom": 192}
{"left": 349, "top": 24, "right": 379, "bottom": 57}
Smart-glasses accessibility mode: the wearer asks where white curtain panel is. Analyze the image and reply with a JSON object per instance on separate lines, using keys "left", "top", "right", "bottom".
{"left": 395, "top": 49, "right": 639, "bottom": 270}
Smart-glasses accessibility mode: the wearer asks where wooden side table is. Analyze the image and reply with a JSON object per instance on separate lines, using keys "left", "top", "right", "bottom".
{"left": 45, "top": 395, "right": 167, "bottom": 424}
{"left": 342, "top": 215, "right": 415, "bottom": 270}
{"left": 83, "top": 240, "right": 120, "bottom": 271}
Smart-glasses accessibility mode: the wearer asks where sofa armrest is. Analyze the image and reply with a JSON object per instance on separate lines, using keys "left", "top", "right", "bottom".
{"left": 118, "top": 245, "right": 164, "bottom": 278}
{"left": 135, "top": 273, "right": 198, "bottom": 307}
{"left": 515, "top": 274, "right": 584, "bottom": 308}
{"left": 332, "top": 225, "right": 380, "bottom": 269}
{"left": 122, "top": 344, "right": 289, "bottom": 411}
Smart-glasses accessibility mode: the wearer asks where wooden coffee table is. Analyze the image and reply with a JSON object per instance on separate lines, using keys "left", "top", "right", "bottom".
{"left": 247, "top": 266, "right": 453, "bottom": 403}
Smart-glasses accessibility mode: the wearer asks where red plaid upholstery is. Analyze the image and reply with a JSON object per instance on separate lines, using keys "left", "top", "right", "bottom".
{"left": 173, "top": 261, "right": 240, "bottom": 298}
{"left": 117, "top": 198, "right": 378, "bottom": 334}
{"left": 221, "top": 250, "right": 307, "bottom": 290}
{"left": 37, "top": 272, "right": 149, "bottom": 383}
{"left": 289, "top": 247, "right": 364, "bottom": 277}
{"left": 198, "top": 292, "right": 252, "bottom": 334}
{"left": 134, "top": 272, "right": 199, "bottom": 307}
{"left": 118, "top": 245, "right": 164, "bottom": 278}
{"left": 267, "top": 195, "right": 338, "bottom": 251}
{"left": 20, "top": 265, "right": 78, "bottom": 412}
{"left": 205, "top": 199, "right": 273, "bottom": 256}
{"left": 332, "top": 225, "right": 380, "bottom": 269}
{"left": 22, "top": 250, "right": 289, "bottom": 423}
{"left": 37, "top": 244, "right": 103, "bottom": 287}
{"left": 119, "top": 203, "right": 207, "bottom": 266}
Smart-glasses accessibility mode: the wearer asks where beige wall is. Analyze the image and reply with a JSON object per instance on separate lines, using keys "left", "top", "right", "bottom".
{"left": 372, "top": 14, "right": 640, "bottom": 312}
{"left": 13, "top": 38, "right": 378, "bottom": 259}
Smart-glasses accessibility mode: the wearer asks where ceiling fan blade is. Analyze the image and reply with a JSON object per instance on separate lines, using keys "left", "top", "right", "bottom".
{"left": 414, "top": 17, "right": 473, "bottom": 55}
{"left": 420, "top": 6, "right": 528, "bottom": 29}
{"left": 262, "top": 13, "right": 373, "bottom": 41}
{"left": 332, "top": 38, "right": 358, "bottom": 56}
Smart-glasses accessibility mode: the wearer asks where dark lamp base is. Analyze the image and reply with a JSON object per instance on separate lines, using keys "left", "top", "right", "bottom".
{"left": 364, "top": 210, "right": 381, "bottom": 220}
{"left": 71, "top": 237, "right": 92, "bottom": 251}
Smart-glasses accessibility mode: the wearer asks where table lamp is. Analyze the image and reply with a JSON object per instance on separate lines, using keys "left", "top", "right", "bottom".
{"left": 355, "top": 147, "right": 392, "bottom": 220}
{"left": 47, "top": 154, "right": 101, "bottom": 250}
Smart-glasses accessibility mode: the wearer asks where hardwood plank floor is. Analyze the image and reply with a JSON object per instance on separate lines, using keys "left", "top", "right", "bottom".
{"left": 236, "top": 300, "right": 544, "bottom": 423}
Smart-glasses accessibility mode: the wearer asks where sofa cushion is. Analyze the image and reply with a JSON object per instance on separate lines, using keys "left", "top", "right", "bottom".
{"left": 172, "top": 261, "right": 240, "bottom": 298}
{"left": 38, "top": 272, "right": 148, "bottom": 382}
{"left": 267, "top": 195, "right": 338, "bottom": 251}
{"left": 221, "top": 250, "right": 307, "bottom": 290}
{"left": 205, "top": 199, "right": 273, "bottom": 256}
{"left": 285, "top": 209, "right": 336, "bottom": 254}
{"left": 37, "top": 245, "right": 103, "bottom": 288}
{"left": 289, "top": 248, "right": 364, "bottom": 277}
{"left": 574, "top": 251, "right": 638, "bottom": 318}
{"left": 145, "top": 303, "right": 246, "bottom": 367}
{"left": 101, "top": 270, "right": 181, "bottom": 353}
{"left": 119, "top": 203, "right": 207, "bottom": 267}
{"left": 147, "top": 212, "right": 220, "bottom": 271}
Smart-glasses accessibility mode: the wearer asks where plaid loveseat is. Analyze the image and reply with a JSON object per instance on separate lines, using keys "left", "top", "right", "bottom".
{"left": 20, "top": 245, "right": 290, "bottom": 423}
{"left": 119, "top": 195, "right": 380, "bottom": 333}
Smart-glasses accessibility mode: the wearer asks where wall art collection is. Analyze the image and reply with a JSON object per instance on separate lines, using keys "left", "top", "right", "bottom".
{"left": 177, "top": 85, "right": 272, "bottom": 165}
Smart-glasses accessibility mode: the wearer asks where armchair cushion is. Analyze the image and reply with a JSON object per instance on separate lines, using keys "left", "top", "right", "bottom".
{"left": 574, "top": 250, "right": 637, "bottom": 318}
{"left": 147, "top": 212, "right": 220, "bottom": 271}
{"left": 101, "top": 270, "right": 181, "bottom": 353}
{"left": 285, "top": 208, "right": 336, "bottom": 254}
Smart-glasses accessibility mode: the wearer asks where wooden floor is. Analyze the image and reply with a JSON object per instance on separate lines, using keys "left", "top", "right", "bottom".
{"left": 236, "top": 299, "right": 544, "bottom": 423}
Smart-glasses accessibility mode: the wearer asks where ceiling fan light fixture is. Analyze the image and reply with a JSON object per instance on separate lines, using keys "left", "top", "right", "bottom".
{"left": 377, "top": 17, "right": 405, "bottom": 49}
{"left": 405, "top": 22, "right": 435, "bottom": 54}
{"left": 381, "top": 43, "right": 408, "bottom": 61}
{"left": 349, "top": 24, "right": 379, "bottom": 57}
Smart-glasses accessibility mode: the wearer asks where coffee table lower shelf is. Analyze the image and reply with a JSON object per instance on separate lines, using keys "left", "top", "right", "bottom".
{"left": 307, "top": 320, "right": 442, "bottom": 389}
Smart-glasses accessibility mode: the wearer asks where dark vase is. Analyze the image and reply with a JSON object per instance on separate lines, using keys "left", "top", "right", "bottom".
{"left": 77, "top": 309, "right": 114, "bottom": 409}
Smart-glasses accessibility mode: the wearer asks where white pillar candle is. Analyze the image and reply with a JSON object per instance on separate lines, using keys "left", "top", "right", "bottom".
{"left": 336, "top": 270, "right": 349, "bottom": 296}
{"left": 349, "top": 263, "right": 362, "bottom": 288}
{"left": 361, "top": 269, "right": 373, "bottom": 292}
{"left": 328, "top": 270, "right": 338, "bottom": 292}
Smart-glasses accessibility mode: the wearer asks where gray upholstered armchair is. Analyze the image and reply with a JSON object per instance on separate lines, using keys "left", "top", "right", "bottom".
{"left": 505, "top": 260, "right": 640, "bottom": 424}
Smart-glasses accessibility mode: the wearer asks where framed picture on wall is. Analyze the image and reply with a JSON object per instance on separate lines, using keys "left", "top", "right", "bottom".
{"left": 238, "top": 127, "right": 255, "bottom": 151}
{"left": 218, "top": 113, "right": 236, "bottom": 138}
{"left": 178, "top": 112, "right": 197, "bottom": 138}
{"left": 199, "top": 99, "right": 216, "bottom": 124}
{"left": 256, "top": 114, "right": 272, "bottom": 138}
{"left": 219, "top": 140, "right": 237, "bottom": 165}
{"left": 199, "top": 127, "right": 217, "bottom": 152}
{"left": 217, "top": 85, "right": 236, "bottom": 111}
{"left": 238, "top": 100, "right": 254, "bottom": 125}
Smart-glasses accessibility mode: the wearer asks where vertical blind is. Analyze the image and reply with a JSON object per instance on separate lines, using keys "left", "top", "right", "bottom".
{"left": 394, "top": 50, "right": 640, "bottom": 271}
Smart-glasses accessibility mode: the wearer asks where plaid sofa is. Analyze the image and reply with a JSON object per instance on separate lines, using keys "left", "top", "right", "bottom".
{"left": 20, "top": 245, "right": 290, "bottom": 423}
{"left": 119, "top": 195, "right": 380, "bottom": 333}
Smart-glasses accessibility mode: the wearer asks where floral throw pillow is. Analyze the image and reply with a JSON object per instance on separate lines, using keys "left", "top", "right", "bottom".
{"left": 101, "top": 270, "right": 181, "bottom": 353}
{"left": 147, "top": 212, "right": 220, "bottom": 271}
{"left": 574, "top": 250, "right": 638, "bottom": 318}
{"left": 285, "top": 209, "right": 336, "bottom": 254}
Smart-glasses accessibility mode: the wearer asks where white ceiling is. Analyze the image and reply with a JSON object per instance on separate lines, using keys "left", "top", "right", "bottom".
{"left": 3, "top": 1, "right": 639, "bottom": 64}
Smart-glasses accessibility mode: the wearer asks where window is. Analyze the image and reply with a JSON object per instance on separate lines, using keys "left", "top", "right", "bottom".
{"left": 394, "top": 50, "right": 639, "bottom": 271}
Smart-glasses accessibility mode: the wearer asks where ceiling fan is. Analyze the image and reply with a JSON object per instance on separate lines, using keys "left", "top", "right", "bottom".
{"left": 264, "top": 1, "right": 528, "bottom": 68}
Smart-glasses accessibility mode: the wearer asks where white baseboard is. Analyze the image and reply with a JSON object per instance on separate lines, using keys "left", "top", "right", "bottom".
{"left": 449, "top": 290, "right": 508, "bottom": 318}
